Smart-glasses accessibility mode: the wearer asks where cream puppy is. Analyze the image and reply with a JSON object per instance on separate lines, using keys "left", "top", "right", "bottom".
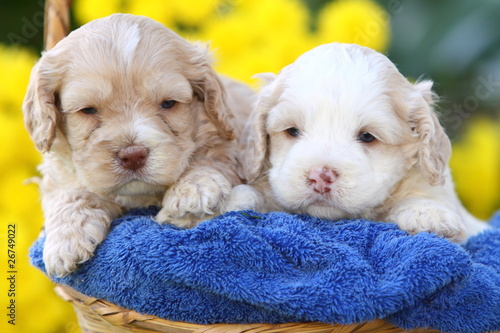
{"left": 227, "top": 43, "right": 489, "bottom": 242}
{"left": 23, "top": 14, "right": 254, "bottom": 276}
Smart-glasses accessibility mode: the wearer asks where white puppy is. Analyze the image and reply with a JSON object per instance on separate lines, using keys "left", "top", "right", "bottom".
{"left": 23, "top": 14, "right": 254, "bottom": 276}
{"left": 227, "top": 43, "right": 489, "bottom": 242}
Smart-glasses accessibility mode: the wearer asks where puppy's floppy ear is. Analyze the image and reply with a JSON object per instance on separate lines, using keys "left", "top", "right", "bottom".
{"left": 22, "top": 55, "right": 62, "bottom": 153}
{"left": 238, "top": 73, "right": 277, "bottom": 182}
{"left": 189, "top": 45, "right": 235, "bottom": 141}
{"left": 410, "top": 80, "right": 452, "bottom": 186}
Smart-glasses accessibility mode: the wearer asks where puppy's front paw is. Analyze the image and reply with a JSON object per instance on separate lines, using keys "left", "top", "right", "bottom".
{"left": 156, "top": 170, "right": 232, "bottom": 228}
{"left": 387, "top": 200, "right": 466, "bottom": 242}
{"left": 43, "top": 215, "right": 111, "bottom": 277}
{"left": 223, "top": 185, "right": 264, "bottom": 213}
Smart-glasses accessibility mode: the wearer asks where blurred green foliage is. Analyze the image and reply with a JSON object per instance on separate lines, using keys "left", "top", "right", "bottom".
{"left": 0, "top": 0, "right": 44, "bottom": 49}
{"left": 387, "top": 0, "right": 500, "bottom": 138}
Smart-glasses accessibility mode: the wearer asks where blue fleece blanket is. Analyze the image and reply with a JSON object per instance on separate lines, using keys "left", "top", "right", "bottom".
{"left": 30, "top": 208, "right": 500, "bottom": 333}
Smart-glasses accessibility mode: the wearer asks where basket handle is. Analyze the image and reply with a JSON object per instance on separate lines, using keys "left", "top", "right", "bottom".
{"left": 44, "top": 0, "right": 72, "bottom": 50}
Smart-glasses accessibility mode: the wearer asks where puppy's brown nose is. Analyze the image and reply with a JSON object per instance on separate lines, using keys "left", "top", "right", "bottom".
{"left": 117, "top": 145, "right": 149, "bottom": 170}
{"left": 308, "top": 168, "right": 338, "bottom": 194}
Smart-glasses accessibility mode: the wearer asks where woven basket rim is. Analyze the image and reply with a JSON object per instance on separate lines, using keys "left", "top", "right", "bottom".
{"left": 55, "top": 284, "right": 440, "bottom": 333}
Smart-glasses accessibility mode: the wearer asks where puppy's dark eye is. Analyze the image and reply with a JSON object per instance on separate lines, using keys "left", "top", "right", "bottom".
{"left": 160, "top": 100, "right": 177, "bottom": 109}
{"left": 285, "top": 127, "right": 300, "bottom": 137}
{"left": 358, "top": 131, "right": 376, "bottom": 143}
{"left": 80, "top": 107, "right": 98, "bottom": 115}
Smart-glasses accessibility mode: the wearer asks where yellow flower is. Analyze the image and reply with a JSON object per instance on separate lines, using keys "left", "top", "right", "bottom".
{"left": 126, "top": 0, "right": 176, "bottom": 27}
{"left": 0, "top": 170, "right": 40, "bottom": 221}
{"left": 171, "top": 0, "right": 221, "bottom": 26}
{"left": 0, "top": 46, "right": 41, "bottom": 173}
{"left": 73, "top": 0, "right": 123, "bottom": 25}
{"left": 450, "top": 118, "right": 500, "bottom": 219}
{"left": 0, "top": 151, "right": 78, "bottom": 333}
{"left": 0, "top": 44, "right": 78, "bottom": 333}
{"left": 0, "top": 45, "right": 36, "bottom": 114}
{"left": 72, "top": 0, "right": 392, "bottom": 83}
{"left": 317, "top": 0, "right": 390, "bottom": 52}
{"left": 0, "top": 113, "right": 40, "bottom": 174}
{"left": 198, "top": 0, "right": 313, "bottom": 84}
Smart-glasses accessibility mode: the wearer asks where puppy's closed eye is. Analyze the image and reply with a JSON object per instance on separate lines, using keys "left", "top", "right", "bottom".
{"left": 285, "top": 127, "right": 301, "bottom": 138}
{"left": 357, "top": 131, "right": 376, "bottom": 143}
{"left": 80, "top": 107, "right": 98, "bottom": 115}
{"left": 160, "top": 100, "right": 177, "bottom": 109}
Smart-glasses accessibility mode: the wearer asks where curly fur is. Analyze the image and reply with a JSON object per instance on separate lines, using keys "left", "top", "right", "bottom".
{"left": 23, "top": 14, "right": 254, "bottom": 276}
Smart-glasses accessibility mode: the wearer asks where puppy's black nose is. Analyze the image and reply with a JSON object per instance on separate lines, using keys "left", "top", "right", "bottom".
{"left": 117, "top": 145, "right": 149, "bottom": 170}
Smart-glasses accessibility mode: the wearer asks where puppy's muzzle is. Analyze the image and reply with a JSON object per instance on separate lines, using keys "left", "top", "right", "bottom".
{"left": 308, "top": 168, "right": 338, "bottom": 194}
{"left": 117, "top": 145, "right": 149, "bottom": 171}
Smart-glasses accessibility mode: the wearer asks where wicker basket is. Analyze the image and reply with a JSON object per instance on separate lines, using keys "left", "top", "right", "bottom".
{"left": 44, "top": 1, "right": 438, "bottom": 332}
{"left": 55, "top": 285, "right": 437, "bottom": 333}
